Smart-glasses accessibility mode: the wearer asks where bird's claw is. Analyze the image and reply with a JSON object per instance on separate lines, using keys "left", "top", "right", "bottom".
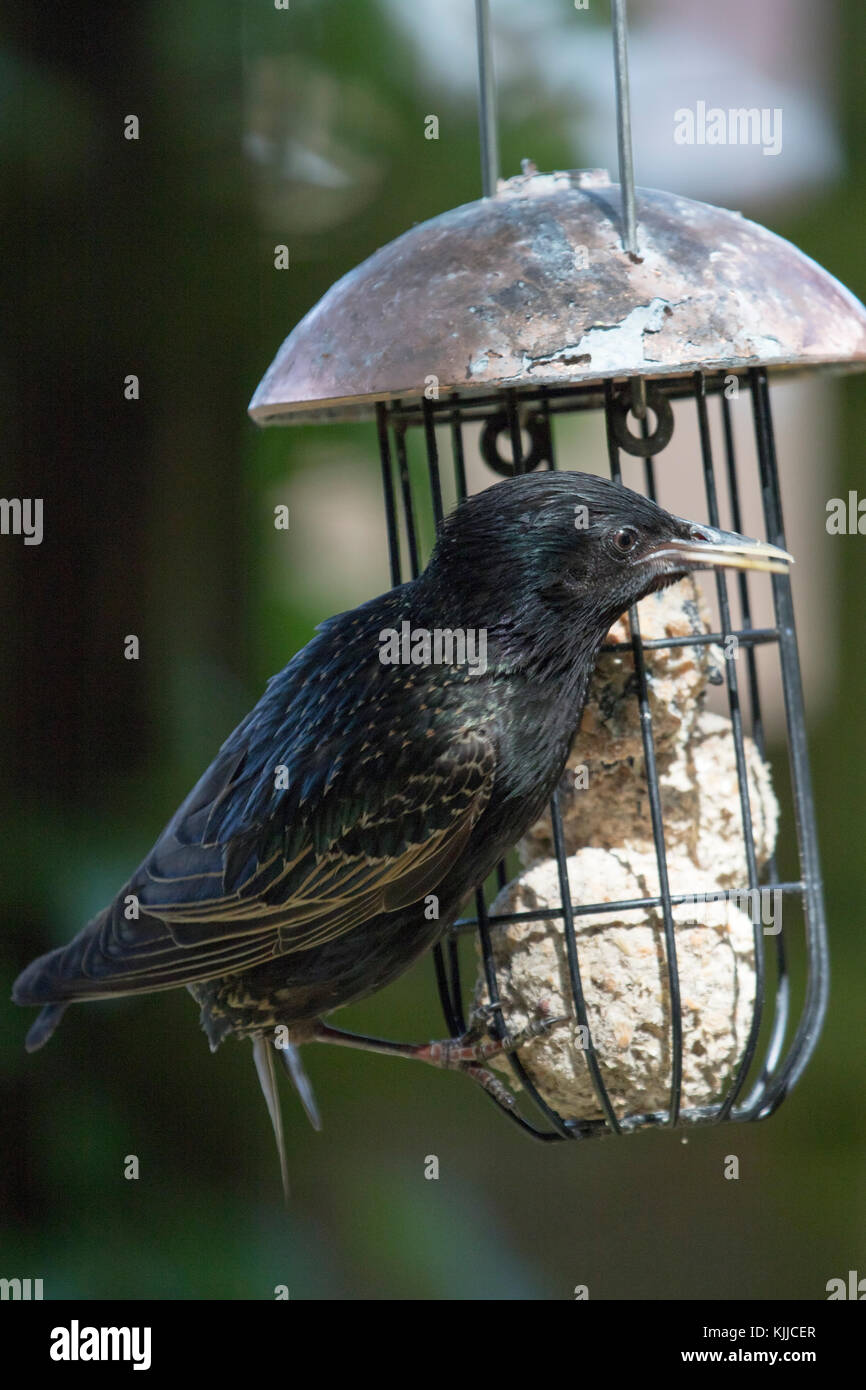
{"left": 422, "top": 1005, "right": 569, "bottom": 1070}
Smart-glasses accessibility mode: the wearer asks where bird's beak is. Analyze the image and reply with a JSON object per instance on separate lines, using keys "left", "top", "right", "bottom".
{"left": 644, "top": 523, "right": 794, "bottom": 575}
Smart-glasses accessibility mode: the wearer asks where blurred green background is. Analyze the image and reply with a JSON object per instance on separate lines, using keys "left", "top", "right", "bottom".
{"left": 1, "top": 0, "right": 864, "bottom": 1299}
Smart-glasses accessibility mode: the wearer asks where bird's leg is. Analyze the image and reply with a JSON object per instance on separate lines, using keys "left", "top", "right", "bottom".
{"left": 308, "top": 1007, "right": 566, "bottom": 1117}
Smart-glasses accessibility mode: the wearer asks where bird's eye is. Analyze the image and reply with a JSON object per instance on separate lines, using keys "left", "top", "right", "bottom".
{"left": 612, "top": 526, "right": 639, "bottom": 553}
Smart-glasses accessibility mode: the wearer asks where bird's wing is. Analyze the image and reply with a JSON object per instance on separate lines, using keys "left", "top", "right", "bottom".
{"left": 45, "top": 726, "right": 496, "bottom": 998}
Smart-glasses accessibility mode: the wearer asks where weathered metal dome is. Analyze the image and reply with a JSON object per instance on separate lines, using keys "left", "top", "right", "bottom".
{"left": 249, "top": 168, "right": 866, "bottom": 425}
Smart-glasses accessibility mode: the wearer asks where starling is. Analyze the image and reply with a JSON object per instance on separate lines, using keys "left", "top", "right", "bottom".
{"left": 14, "top": 471, "right": 791, "bottom": 1192}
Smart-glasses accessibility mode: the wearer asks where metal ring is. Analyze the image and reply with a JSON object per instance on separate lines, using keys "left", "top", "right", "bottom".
{"left": 479, "top": 411, "right": 550, "bottom": 476}
{"left": 611, "top": 383, "right": 674, "bottom": 457}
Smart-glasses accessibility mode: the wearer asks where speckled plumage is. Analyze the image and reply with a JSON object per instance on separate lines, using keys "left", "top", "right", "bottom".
{"left": 14, "top": 471, "right": 788, "bottom": 1079}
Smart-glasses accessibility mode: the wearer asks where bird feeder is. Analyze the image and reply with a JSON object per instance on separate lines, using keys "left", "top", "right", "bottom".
{"left": 248, "top": 3, "right": 864, "bottom": 1141}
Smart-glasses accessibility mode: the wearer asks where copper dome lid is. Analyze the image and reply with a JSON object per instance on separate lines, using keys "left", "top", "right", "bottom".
{"left": 250, "top": 168, "right": 866, "bottom": 425}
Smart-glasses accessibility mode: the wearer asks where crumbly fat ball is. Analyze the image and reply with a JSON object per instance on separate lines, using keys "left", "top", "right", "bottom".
{"left": 522, "top": 707, "right": 779, "bottom": 887}
{"left": 519, "top": 578, "right": 778, "bottom": 884}
{"left": 479, "top": 847, "right": 759, "bottom": 1123}
{"left": 579, "top": 575, "right": 721, "bottom": 758}
{"left": 480, "top": 575, "right": 777, "bottom": 1123}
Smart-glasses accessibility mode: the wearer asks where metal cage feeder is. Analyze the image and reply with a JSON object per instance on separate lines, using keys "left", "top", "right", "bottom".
{"left": 249, "top": 12, "right": 866, "bottom": 1144}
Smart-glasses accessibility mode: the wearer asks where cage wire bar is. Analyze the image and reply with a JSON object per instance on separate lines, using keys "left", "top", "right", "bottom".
{"left": 375, "top": 367, "right": 828, "bottom": 1141}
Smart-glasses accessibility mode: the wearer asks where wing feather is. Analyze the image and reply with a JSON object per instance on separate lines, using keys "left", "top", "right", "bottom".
{"left": 23, "top": 727, "right": 496, "bottom": 1002}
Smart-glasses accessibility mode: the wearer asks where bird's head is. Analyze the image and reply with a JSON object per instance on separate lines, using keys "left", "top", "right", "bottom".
{"left": 424, "top": 470, "right": 792, "bottom": 677}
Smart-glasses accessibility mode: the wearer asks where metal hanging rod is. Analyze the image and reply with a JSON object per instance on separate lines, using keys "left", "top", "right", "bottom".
{"left": 612, "top": 0, "right": 638, "bottom": 255}
{"left": 475, "top": 0, "right": 500, "bottom": 197}
{"left": 475, "top": 1, "right": 638, "bottom": 248}
{"left": 611, "top": 0, "right": 646, "bottom": 417}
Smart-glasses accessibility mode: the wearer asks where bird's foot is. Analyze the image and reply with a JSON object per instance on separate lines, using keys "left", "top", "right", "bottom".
{"left": 454, "top": 1062, "right": 519, "bottom": 1111}
{"left": 309, "top": 1006, "right": 567, "bottom": 1117}
{"left": 413, "top": 1005, "right": 567, "bottom": 1071}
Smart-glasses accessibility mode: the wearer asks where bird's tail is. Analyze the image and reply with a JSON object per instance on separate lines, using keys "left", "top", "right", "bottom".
{"left": 13, "top": 897, "right": 189, "bottom": 1050}
{"left": 13, "top": 939, "right": 90, "bottom": 1051}
{"left": 22, "top": 1002, "right": 69, "bottom": 1052}
{"left": 13, "top": 914, "right": 116, "bottom": 1052}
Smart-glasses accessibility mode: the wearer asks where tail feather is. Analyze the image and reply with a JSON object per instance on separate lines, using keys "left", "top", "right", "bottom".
{"left": 14, "top": 926, "right": 123, "bottom": 1052}
{"left": 12, "top": 906, "right": 150, "bottom": 1009}
{"left": 13, "top": 946, "right": 80, "bottom": 1008}
{"left": 252, "top": 1034, "right": 290, "bottom": 1203}
{"left": 24, "top": 1003, "right": 69, "bottom": 1052}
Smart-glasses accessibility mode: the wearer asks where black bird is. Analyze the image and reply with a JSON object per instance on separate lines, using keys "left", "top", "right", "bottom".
{"left": 14, "top": 471, "right": 791, "bottom": 1191}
